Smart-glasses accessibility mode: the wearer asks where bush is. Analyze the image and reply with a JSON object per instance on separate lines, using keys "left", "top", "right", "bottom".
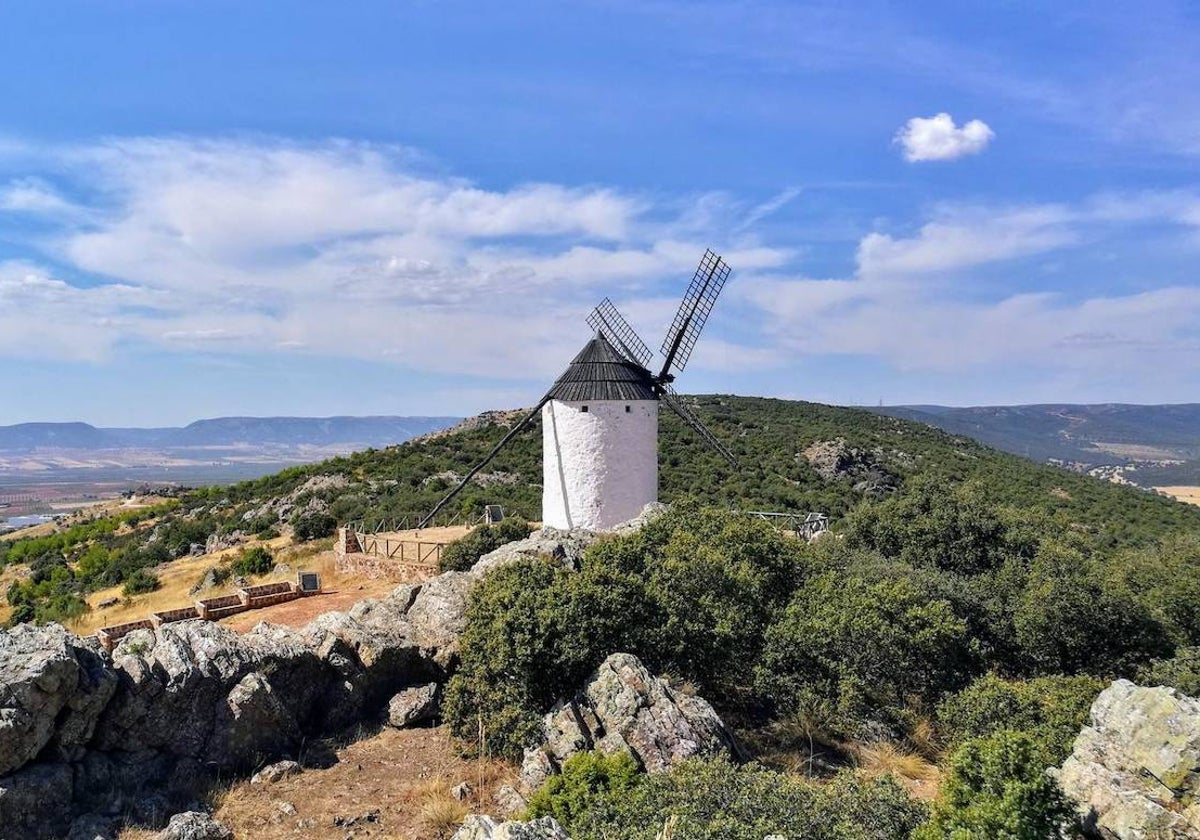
{"left": 1138, "top": 647, "right": 1200, "bottom": 696}
{"left": 937, "top": 673, "right": 1104, "bottom": 763}
{"left": 916, "top": 731, "right": 1079, "bottom": 839}
{"left": 439, "top": 517, "right": 531, "bottom": 572}
{"left": 122, "top": 568, "right": 161, "bottom": 596}
{"left": 526, "top": 751, "right": 643, "bottom": 828}
{"left": 443, "top": 557, "right": 655, "bottom": 761}
{"left": 557, "top": 756, "right": 925, "bottom": 840}
{"left": 231, "top": 546, "right": 275, "bottom": 577}
{"left": 292, "top": 511, "right": 337, "bottom": 542}
{"left": 1014, "top": 542, "right": 1171, "bottom": 676}
{"left": 756, "top": 572, "right": 968, "bottom": 734}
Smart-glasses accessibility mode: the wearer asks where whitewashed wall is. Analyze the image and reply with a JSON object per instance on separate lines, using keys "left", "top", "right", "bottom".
{"left": 542, "top": 398, "right": 658, "bottom": 530}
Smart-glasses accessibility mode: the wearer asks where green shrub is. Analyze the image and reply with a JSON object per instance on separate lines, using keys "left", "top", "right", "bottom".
{"left": 443, "top": 557, "right": 655, "bottom": 761}
{"left": 231, "top": 546, "right": 274, "bottom": 577}
{"left": 438, "top": 517, "right": 531, "bottom": 572}
{"left": 1138, "top": 647, "right": 1200, "bottom": 696}
{"left": 291, "top": 511, "right": 336, "bottom": 542}
{"left": 526, "top": 751, "right": 643, "bottom": 828}
{"left": 937, "top": 673, "right": 1104, "bottom": 763}
{"left": 916, "top": 731, "right": 1079, "bottom": 840}
{"left": 122, "top": 568, "right": 161, "bottom": 596}
{"left": 1014, "top": 542, "right": 1171, "bottom": 676}
{"left": 756, "top": 572, "right": 968, "bottom": 734}
{"left": 558, "top": 756, "right": 925, "bottom": 840}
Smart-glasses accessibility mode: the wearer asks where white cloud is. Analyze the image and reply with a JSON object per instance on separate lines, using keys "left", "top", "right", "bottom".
{"left": 894, "top": 113, "right": 995, "bottom": 162}
{"left": 0, "top": 136, "right": 784, "bottom": 381}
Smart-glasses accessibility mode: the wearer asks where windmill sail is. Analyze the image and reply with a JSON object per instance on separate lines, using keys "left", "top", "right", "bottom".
{"left": 660, "top": 384, "right": 738, "bottom": 467}
{"left": 587, "top": 298, "right": 653, "bottom": 368}
{"left": 658, "top": 249, "right": 732, "bottom": 378}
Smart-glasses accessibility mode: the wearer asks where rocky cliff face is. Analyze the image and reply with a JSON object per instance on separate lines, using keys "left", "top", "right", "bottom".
{"left": 0, "top": 573, "right": 471, "bottom": 837}
{"left": 1057, "top": 679, "right": 1200, "bottom": 838}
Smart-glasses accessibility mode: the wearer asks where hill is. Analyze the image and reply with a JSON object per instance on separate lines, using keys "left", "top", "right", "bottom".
{"left": 873, "top": 403, "right": 1200, "bottom": 485}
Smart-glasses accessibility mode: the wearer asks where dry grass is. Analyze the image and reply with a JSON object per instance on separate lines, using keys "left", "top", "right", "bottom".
{"left": 854, "top": 741, "right": 939, "bottom": 783}
{"left": 412, "top": 780, "right": 470, "bottom": 839}
{"left": 68, "top": 534, "right": 294, "bottom": 635}
{"left": 1156, "top": 485, "right": 1200, "bottom": 507}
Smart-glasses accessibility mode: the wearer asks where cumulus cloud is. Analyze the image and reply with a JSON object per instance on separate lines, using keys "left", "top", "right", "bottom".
{"left": 0, "top": 136, "right": 786, "bottom": 379}
{"left": 894, "top": 113, "right": 994, "bottom": 162}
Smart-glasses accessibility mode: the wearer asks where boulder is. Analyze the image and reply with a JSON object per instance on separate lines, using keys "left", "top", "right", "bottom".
{"left": 387, "top": 683, "right": 441, "bottom": 728}
{"left": 251, "top": 759, "right": 301, "bottom": 785}
{"left": 520, "top": 652, "right": 738, "bottom": 791}
{"left": 608, "top": 502, "right": 668, "bottom": 535}
{"left": 209, "top": 671, "right": 301, "bottom": 769}
{"left": 452, "top": 815, "right": 572, "bottom": 840}
{"left": 1057, "top": 679, "right": 1200, "bottom": 838}
{"left": 158, "top": 811, "right": 234, "bottom": 840}
{"left": 471, "top": 529, "right": 599, "bottom": 577}
{"left": 0, "top": 624, "right": 112, "bottom": 776}
{"left": 404, "top": 572, "right": 476, "bottom": 667}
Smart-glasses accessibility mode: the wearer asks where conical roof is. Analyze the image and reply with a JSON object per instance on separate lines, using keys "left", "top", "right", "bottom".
{"left": 546, "top": 335, "right": 659, "bottom": 402}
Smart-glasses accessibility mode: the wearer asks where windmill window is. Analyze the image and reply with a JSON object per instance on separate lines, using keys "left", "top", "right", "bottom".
{"left": 581, "top": 405, "right": 589, "bottom": 413}
{"left": 625, "top": 405, "right": 631, "bottom": 413}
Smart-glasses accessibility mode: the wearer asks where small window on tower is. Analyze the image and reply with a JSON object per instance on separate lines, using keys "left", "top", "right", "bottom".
{"left": 625, "top": 405, "right": 631, "bottom": 413}
{"left": 581, "top": 405, "right": 589, "bottom": 413}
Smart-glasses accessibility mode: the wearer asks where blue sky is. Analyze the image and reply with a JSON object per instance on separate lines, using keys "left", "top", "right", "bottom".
{"left": 2, "top": 1, "right": 1200, "bottom": 425}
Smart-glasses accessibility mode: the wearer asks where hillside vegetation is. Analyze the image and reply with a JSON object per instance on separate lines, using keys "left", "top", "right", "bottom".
{"left": 5, "top": 396, "right": 1200, "bottom": 837}
{"left": 5, "top": 395, "right": 1200, "bottom": 627}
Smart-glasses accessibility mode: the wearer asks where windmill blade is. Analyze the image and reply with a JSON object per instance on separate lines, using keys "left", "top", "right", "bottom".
{"left": 660, "top": 384, "right": 738, "bottom": 467}
{"left": 418, "top": 393, "right": 551, "bottom": 529}
{"left": 587, "top": 298, "right": 653, "bottom": 367}
{"left": 658, "top": 249, "right": 732, "bottom": 378}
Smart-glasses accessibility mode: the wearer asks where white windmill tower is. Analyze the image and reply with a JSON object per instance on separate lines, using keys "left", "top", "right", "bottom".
{"left": 419, "top": 249, "right": 737, "bottom": 531}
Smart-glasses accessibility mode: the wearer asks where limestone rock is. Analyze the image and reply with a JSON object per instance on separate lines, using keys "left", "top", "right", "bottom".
{"left": 210, "top": 671, "right": 301, "bottom": 769}
{"left": 452, "top": 815, "right": 572, "bottom": 840}
{"left": 251, "top": 759, "right": 301, "bottom": 784}
{"left": 388, "top": 683, "right": 441, "bottom": 728}
{"left": 608, "top": 502, "right": 668, "bottom": 535}
{"left": 452, "top": 780, "right": 474, "bottom": 801}
{"left": 495, "top": 784, "right": 528, "bottom": 817}
{"left": 1057, "top": 679, "right": 1200, "bottom": 838}
{"left": 520, "top": 652, "right": 738, "bottom": 791}
{"left": 0, "top": 623, "right": 112, "bottom": 775}
{"left": 158, "top": 811, "right": 234, "bottom": 840}
{"left": 471, "top": 529, "right": 599, "bottom": 577}
{"left": 404, "top": 572, "right": 475, "bottom": 666}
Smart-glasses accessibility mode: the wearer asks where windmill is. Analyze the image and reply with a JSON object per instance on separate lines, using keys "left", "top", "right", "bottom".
{"left": 419, "top": 249, "right": 737, "bottom": 531}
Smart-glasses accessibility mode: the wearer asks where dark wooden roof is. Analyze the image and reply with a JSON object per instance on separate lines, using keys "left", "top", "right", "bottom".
{"left": 547, "top": 336, "right": 659, "bottom": 402}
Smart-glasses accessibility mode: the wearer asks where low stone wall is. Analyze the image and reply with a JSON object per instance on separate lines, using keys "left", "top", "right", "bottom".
{"left": 195, "top": 594, "right": 245, "bottom": 621}
{"left": 95, "top": 619, "right": 155, "bottom": 651}
{"left": 149, "top": 606, "right": 199, "bottom": 628}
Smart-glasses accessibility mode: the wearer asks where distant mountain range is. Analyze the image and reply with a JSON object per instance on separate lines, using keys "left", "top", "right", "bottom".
{"left": 872, "top": 404, "right": 1200, "bottom": 486}
{"left": 0, "top": 416, "right": 462, "bottom": 453}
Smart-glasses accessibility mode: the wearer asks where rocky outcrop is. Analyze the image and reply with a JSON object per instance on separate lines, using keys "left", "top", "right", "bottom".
{"left": 0, "top": 575, "right": 459, "bottom": 836}
{"left": 800, "top": 439, "right": 897, "bottom": 495}
{"left": 1057, "top": 679, "right": 1200, "bottom": 838}
{"left": 0, "top": 514, "right": 667, "bottom": 836}
{"left": 452, "top": 815, "right": 572, "bottom": 840}
{"left": 520, "top": 652, "right": 738, "bottom": 791}
{"left": 471, "top": 528, "right": 599, "bottom": 576}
